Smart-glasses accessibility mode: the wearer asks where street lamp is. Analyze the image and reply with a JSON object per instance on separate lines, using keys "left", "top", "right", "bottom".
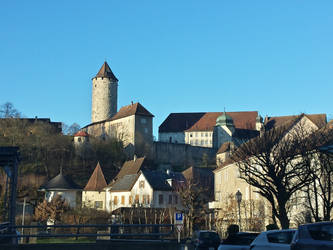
{"left": 235, "top": 190, "right": 242, "bottom": 231}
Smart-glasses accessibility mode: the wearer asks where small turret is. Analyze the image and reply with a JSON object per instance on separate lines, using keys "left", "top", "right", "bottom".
{"left": 216, "top": 112, "right": 234, "bottom": 127}
{"left": 256, "top": 114, "right": 263, "bottom": 131}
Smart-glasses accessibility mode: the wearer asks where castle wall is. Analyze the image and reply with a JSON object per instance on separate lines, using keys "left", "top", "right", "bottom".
{"left": 91, "top": 77, "right": 118, "bottom": 123}
{"left": 152, "top": 141, "right": 216, "bottom": 167}
{"left": 159, "top": 132, "right": 185, "bottom": 144}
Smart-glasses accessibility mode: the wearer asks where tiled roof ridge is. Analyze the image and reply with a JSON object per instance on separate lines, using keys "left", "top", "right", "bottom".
{"left": 84, "top": 162, "right": 107, "bottom": 191}
{"left": 94, "top": 61, "right": 118, "bottom": 81}
{"left": 185, "top": 111, "right": 258, "bottom": 132}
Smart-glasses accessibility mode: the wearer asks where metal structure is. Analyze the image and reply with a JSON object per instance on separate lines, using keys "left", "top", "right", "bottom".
{"left": 235, "top": 190, "right": 242, "bottom": 231}
{"left": 1, "top": 223, "right": 175, "bottom": 241}
{"left": 0, "top": 147, "right": 20, "bottom": 244}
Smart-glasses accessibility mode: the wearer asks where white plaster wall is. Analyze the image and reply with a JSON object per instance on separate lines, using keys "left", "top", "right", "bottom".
{"left": 91, "top": 77, "right": 118, "bottom": 123}
{"left": 46, "top": 190, "right": 79, "bottom": 208}
{"left": 82, "top": 191, "right": 106, "bottom": 210}
{"left": 131, "top": 174, "right": 153, "bottom": 207}
{"left": 108, "top": 191, "right": 131, "bottom": 212}
{"left": 109, "top": 116, "right": 135, "bottom": 147}
{"left": 185, "top": 131, "right": 213, "bottom": 148}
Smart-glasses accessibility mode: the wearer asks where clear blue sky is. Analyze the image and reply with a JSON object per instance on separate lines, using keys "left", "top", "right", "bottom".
{"left": 1, "top": 1, "right": 332, "bottom": 138}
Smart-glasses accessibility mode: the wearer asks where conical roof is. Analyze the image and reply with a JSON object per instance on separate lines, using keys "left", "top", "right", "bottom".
{"left": 41, "top": 172, "right": 81, "bottom": 190}
{"left": 84, "top": 162, "right": 107, "bottom": 191}
{"left": 94, "top": 61, "right": 118, "bottom": 81}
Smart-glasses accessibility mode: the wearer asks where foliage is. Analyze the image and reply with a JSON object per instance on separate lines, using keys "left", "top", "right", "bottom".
{"left": 34, "top": 195, "right": 70, "bottom": 224}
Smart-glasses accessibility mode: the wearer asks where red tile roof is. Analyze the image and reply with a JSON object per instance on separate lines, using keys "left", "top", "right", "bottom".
{"left": 111, "top": 102, "right": 154, "bottom": 121}
{"left": 74, "top": 131, "right": 89, "bottom": 137}
{"left": 84, "top": 162, "right": 107, "bottom": 191}
{"left": 94, "top": 61, "right": 118, "bottom": 81}
{"left": 186, "top": 111, "right": 258, "bottom": 132}
{"left": 111, "top": 157, "right": 146, "bottom": 185}
{"left": 264, "top": 114, "right": 327, "bottom": 130}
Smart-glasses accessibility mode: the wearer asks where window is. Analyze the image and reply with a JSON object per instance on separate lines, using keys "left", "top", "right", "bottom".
{"left": 267, "top": 231, "right": 295, "bottom": 244}
{"left": 78, "top": 137, "right": 81, "bottom": 142}
{"left": 159, "top": 194, "right": 164, "bottom": 204}
{"left": 139, "top": 181, "right": 145, "bottom": 188}
{"left": 147, "top": 195, "right": 150, "bottom": 204}
{"left": 143, "top": 195, "right": 147, "bottom": 204}
{"left": 135, "top": 195, "right": 139, "bottom": 203}
{"left": 113, "top": 196, "right": 118, "bottom": 205}
{"left": 174, "top": 195, "right": 178, "bottom": 204}
{"left": 169, "top": 195, "right": 172, "bottom": 204}
{"left": 129, "top": 196, "right": 133, "bottom": 205}
{"left": 141, "top": 118, "right": 147, "bottom": 124}
{"left": 95, "top": 201, "right": 103, "bottom": 209}
{"left": 144, "top": 127, "right": 148, "bottom": 134}
{"left": 201, "top": 140, "right": 204, "bottom": 145}
{"left": 121, "top": 196, "right": 125, "bottom": 205}
{"left": 308, "top": 224, "right": 333, "bottom": 241}
{"left": 190, "top": 133, "right": 193, "bottom": 137}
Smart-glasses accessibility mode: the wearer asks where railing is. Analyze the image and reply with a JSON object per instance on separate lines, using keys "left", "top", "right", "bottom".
{"left": 0, "top": 223, "right": 175, "bottom": 244}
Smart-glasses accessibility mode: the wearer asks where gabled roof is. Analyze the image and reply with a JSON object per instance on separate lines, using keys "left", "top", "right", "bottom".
{"left": 217, "top": 142, "right": 234, "bottom": 154}
{"left": 84, "top": 162, "right": 107, "bottom": 191}
{"left": 40, "top": 172, "right": 81, "bottom": 191}
{"left": 110, "top": 174, "right": 138, "bottom": 192}
{"left": 141, "top": 170, "right": 174, "bottom": 191}
{"left": 182, "top": 166, "right": 214, "bottom": 185}
{"left": 264, "top": 114, "right": 326, "bottom": 130}
{"left": 81, "top": 102, "right": 154, "bottom": 129}
{"left": 74, "top": 131, "right": 89, "bottom": 137}
{"left": 113, "top": 157, "right": 146, "bottom": 182}
{"left": 159, "top": 113, "right": 206, "bottom": 133}
{"left": 232, "top": 128, "right": 259, "bottom": 141}
{"left": 215, "top": 113, "right": 328, "bottom": 172}
{"left": 110, "top": 102, "right": 154, "bottom": 121}
{"left": 94, "top": 61, "right": 118, "bottom": 81}
{"left": 185, "top": 111, "right": 258, "bottom": 132}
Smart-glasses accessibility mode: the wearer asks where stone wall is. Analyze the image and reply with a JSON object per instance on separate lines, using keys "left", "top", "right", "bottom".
{"left": 91, "top": 77, "right": 117, "bottom": 123}
{"left": 152, "top": 142, "right": 216, "bottom": 167}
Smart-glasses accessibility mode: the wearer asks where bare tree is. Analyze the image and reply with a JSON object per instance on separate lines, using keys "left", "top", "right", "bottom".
{"left": 301, "top": 125, "right": 333, "bottom": 222}
{"left": 176, "top": 177, "right": 211, "bottom": 234}
{"left": 231, "top": 118, "right": 317, "bottom": 228}
{"left": 0, "top": 102, "right": 21, "bottom": 118}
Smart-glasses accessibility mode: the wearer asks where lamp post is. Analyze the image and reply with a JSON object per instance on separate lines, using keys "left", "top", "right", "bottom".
{"left": 235, "top": 190, "right": 242, "bottom": 231}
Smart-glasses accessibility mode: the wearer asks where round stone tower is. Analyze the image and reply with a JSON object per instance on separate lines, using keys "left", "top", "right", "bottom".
{"left": 91, "top": 61, "right": 118, "bottom": 123}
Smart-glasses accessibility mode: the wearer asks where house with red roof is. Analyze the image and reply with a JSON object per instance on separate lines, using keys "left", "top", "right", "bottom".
{"left": 82, "top": 162, "right": 108, "bottom": 210}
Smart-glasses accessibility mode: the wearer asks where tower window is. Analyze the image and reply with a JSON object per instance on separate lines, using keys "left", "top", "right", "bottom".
{"left": 141, "top": 118, "right": 147, "bottom": 124}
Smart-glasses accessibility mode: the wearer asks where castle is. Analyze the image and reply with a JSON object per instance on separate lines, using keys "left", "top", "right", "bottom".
{"left": 76, "top": 62, "right": 154, "bottom": 157}
{"left": 75, "top": 61, "right": 264, "bottom": 167}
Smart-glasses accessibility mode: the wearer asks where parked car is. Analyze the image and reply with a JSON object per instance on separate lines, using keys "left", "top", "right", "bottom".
{"left": 191, "top": 230, "right": 221, "bottom": 250}
{"left": 290, "top": 221, "right": 333, "bottom": 250}
{"left": 218, "top": 232, "right": 259, "bottom": 250}
{"left": 249, "top": 229, "right": 296, "bottom": 250}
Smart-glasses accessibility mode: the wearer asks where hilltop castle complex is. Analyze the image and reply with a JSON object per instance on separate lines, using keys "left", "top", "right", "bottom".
{"left": 75, "top": 61, "right": 268, "bottom": 168}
